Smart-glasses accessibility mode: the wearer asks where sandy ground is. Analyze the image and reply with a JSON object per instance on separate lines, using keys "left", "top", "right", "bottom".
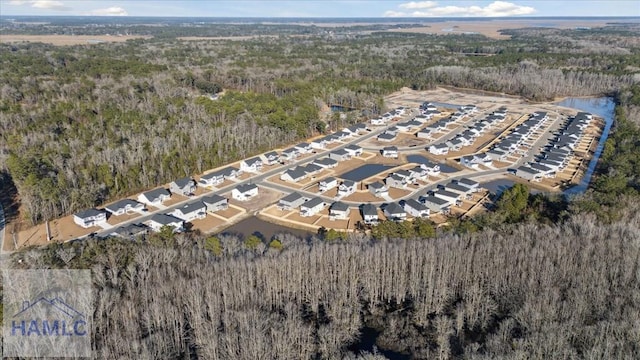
{"left": 386, "top": 19, "right": 615, "bottom": 40}
{"left": 227, "top": 187, "right": 282, "bottom": 213}
{"left": 0, "top": 34, "right": 150, "bottom": 45}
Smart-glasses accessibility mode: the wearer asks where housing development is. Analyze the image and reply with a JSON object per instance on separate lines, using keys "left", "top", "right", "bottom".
{"left": 14, "top": 88, "right": 605, "bottom": 244}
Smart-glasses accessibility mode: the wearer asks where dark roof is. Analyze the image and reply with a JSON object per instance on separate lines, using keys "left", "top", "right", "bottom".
{"left": 529, "top": 163, "right": 553, "bottom": 172}
{"left": 235, "top": 183, "right": 258, "bottom": 193}
{"left": 405, "top": 198, "right": 427, "bottom": 211}
{"left": 345, "top": 144, "right": 362, "bottom": 151}
{"left": 296, "top": 142, "right": 310, "bottom": 148}
{"left": 264, "top": 151, "right": 279, "bottom": 158}
{"left": 113, "top": 223, "right": 147, "bottom": 238}
{"left": 331, "top": 201, "right": 349, "bottom": 212}
{"left": 244, "top": 156, "right": 262, "bottom": 166}
{"left": 361, "top": 203, "right": 378, "bottom": 216}
{"left": 74, "top": 208, "right": 104, "bottom": 218}
{"left": 143, "top": 187, "right": 170, "bottom": 200}
{"left": 378, "top": 133, "right": 396, "bottom": 140}
{"left": 320, "top": 177, "right": 336, "bottom": 184}
{"left": 446, "top": 183, "right": 470, "bottom": 193}
{"left": 384, "top": 202, "right": 405, "bottom": 215}
{"left": 456, "top": 178, "right": 479, "bottom": 188}
{"left": 368, "top": 181, "right": 387, "bottom": 190}
{"left": 341, "top": 179, "right": 356, "bottom": 187}
{"left": 331, "top": 149, "right": 349, "bottom": 156}
{"left": 151, "top": 213, "right": 182, "bottom": 225}
{"left": 284, "top": 168, "right": 306, "bottom": 180}
{"left": 302, "top": 197, "right": 324, "bottom": 209}
{"left": 304, "top": 163, "right": 322, "bottom": 173}
{"left": 105, "top": 199, "right": 141, "bottom": 212}
{"left": 173, "top": 177, "right": 195, "bottom": 188}
{"left": 202, "top": 194, "right": 227, "bottom": 205}
{"left": 177, "top": 202, "right": 205, "bottom": 215}
{"left": 315, "top": 157, "right": 338, "bottom": 166}
{"left": 517, "top": 166, "right": 540, "bottom": 175}
{"left": 383, "top": 146, "right": 398, "bottom": 152}
{"left": 421, "top": 196, "right": 449, "bottom": 206}
{"left": 281, "top": 192, "right": 305, "bottom": 203}
{"left": 282, "top": 147, "right": 298, "bottom": 154}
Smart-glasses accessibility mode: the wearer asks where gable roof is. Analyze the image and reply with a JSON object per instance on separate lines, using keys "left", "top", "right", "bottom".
{"left": 320, "top": 176, "right": 337, "bottom": 184}
{"left": 177, "top": 202, "right": 205, "bottom": 215}
{"left": 202, "top": 194, "right": 227, "bottom": 205}
{"left": 263, "top": 151, "right": 279, "bottom": 158}
{"left": 74, "top": 208, "right": 104, "bottom": 219}
{"left": 383, "top": 146, "right": 398, "bottom": 152}
{"left": 235, "top": 183, "right": 258, "bottom": 193}
{"left": 341, "top": 179, "right": 356, "bottom": 188}
{"left": 173, "top": 177, "right": 194, "bottom": 188}
{"left": 456, "top": 178, "right": 479, "bottom": 188}
{"left": 405, "top": 198, "right": 427, "bottom": 211}
{"left": 302, "top": 197, "right": 324, "bottom": 209}
{"left": 150, "top": 213, "right": 182, "bottom": 225}
{"left": 384, "top": 202, "right": 404, "bottom": 215}
{"left": 331, "top": 201, "right": 349, "bottom": 212}
{"left": 368, "top": 181, "right": 387, "bottom": 190}
{"left": 243, "top": 156, "right": 263, "bottom": 166}
{"left": 284, "top": 168, "right": 306, "bottom": 180}
{"left": 422, "top": 196, "right": 449, "bottom": 206}
{"left": 345, "top": 144, "right": 362, "bottom": 151}
{"left": 105, "top": 199, "right": 141, "bottom": 213}
{"left": 361, "top": 203, "right": 378, "bottom": 216}
{"left": 314, "top": 157, "right": 338, "bottom": 167}
{"left": 281, "top": 192, "right": 305, "bottom": 204}
{"left": 143, "top": 187, "right": 170, "bottom": 200}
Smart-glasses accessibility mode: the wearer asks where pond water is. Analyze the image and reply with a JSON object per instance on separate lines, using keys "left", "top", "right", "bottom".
{"left": 406, "top": 155, "right": 459, "bottom": 173}
{"left": 554, "top": 97, "right": 615, "bottom": 196}
{"left": 339, "top": 164, "right": 395, "bottom": 182}
{"left": 218, "top": 216, "right": 312, "bottom": 241}
{"left": 331, "top": 104, "right": 356, "bottom": 112}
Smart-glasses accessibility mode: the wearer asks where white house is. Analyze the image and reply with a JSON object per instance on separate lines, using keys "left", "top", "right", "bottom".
{"left": 384, "top": 202, "right": 407, "bottom": 222}
{"left": 420, "top": 162, "right": 441, "bottom": 175}
{"left": 171, "top": 202, "right": 206, "bottom": 222}
{"left": 361, "top": 203, "right": 379, "bottom": 225}
{"left": 300, "top": 197, "right": 325, "bottom": 217}
{"left": 454, "top": 178, "right": 480, "bottom": 192}
{"left": 368, "top": 182, "right": 389, "bottom": 198}
{"left": 329, "top": 202, "right": 350, "bottom": 220}
{"left": 198, "top": 171, "right": 225, "bottom": 187}
{"left": 403, "top": 198, "right": 430, "bottom": 218}
{"left": 516, "top": 166, "right": 542, "bottom": 181}
{"left": 371, "top": 117, "right": 386, "bottom": 126}
{"left": 416, "top": 128, "right": 435, "bottom": 139}
{"left": 344, "top": 144, "right": 363, "bottom": 157}
{"left": 261, "top": 151, "right": 280, "bottom": 165}
{"left": 138, "top": 188, "right": 171, "bottom": 206}
{"left": 148, "top": 214, "right": 184, "bottom": 233}
{"left": 73, "top": 208, "right": 107, "bottom": 228}
{"left": 319, "top": 177, "right": 338, "bottom": 192}
{"left": 240, "top": 157, "right": 263, "bottom": 173}
{"left": 429, "top": 144, "right": 449, "bottom": 155}
{"left": 303, "top": 163, "right": 323, "bottom": 176}
{"left": 382, "top": 146, "right": 398, "bottom": 158}
{"left": 338, "top": 180, "right": 357, "bottom": 197}
{"left": 105, "top": 199, "right": 144, "bottom": 216}
{"left": 295, "top": 143, "right": 312, "bottom": 154}
{"left": 278, "top": 192, "right": 308, "bottom": 210}
{"left": 310, "top": 139, "right": 327, "bottom": 150}
{"left": 232, "top": 183, "right": 259, "bottom": 201}
{"left": 202, "top": 195, "right": 228, "bottom": 213}
{"left": 280, "top": 148, "right": 299, "bottom": 162}
{"left": 329, "top": 149, "right": 351, "bottom": 162}
{"left": 281, "top": 167, "right": 307, "bottom": 183}
{"left": 408, "top": 166, "right": 429, "bottom": 181}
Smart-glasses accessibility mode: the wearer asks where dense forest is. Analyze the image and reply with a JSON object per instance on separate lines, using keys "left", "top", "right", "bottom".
{"left": 1, "top": 20, "right": 640, "bottom": 359}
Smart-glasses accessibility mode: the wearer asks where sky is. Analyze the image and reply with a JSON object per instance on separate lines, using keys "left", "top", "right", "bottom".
{"left": 1, "top": 0, "right": 639, "bottom": 18}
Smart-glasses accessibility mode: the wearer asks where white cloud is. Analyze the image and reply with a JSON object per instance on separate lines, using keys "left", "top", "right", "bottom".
{"left": 399, "top": 1, "right": 437, "bottom": 9}
{"left": 89, "top": 6, "right": 128, "bottom": 16}
{"left": 387, "top": 1, "right": 536, "bottom": 17}
{"left": 4, "top": 0, "right": 70, "bottom": 10}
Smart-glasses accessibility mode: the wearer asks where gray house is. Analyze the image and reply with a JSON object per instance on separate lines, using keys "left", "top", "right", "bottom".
{"left": 383, "top": 202, "right": 406, "bottom": 222}
{"left": 111, "top": 223, "right": 148, "bottom": 239}
{"left": 280, "top": 167, "right": 307, "bottom": 182}
{"left": 404, "top": 198, "right": 430, "bottom": 218}
{"left": 420, "top": 196, "right": 450, "bottom": 214}
{"left": 170, "top": 177, "right": 196, "bottom": 196}
{"left": 385, "top": 174, "right": 407, "bottom": 189}
{"left": 202, "top": 194, "right": 228, "bottom": 213}
{"left": 369, "top": 181, "right": 389, "bottom": 198}
{"left": 516, "top": 166, "right": 542, "bottom": 181}
{"left": 329, "top": 149, "right": 351, "bottom": 162}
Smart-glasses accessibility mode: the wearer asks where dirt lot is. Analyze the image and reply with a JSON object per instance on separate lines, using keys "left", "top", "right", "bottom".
{"left": 227, "top": 187, "right": 282, "bottom": 213}
{"left": 0, "top": 34, "right": 150, "bottom": 45}
{"left": 385, "top": 19, "right": 614, "bottom": 40}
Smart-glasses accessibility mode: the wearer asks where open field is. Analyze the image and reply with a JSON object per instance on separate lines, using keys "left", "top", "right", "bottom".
{"left": 0, "top": 34, "right": 151, "bottom": 45}
{"left": 386, "top": 19, "right": 615, "bottom": 39}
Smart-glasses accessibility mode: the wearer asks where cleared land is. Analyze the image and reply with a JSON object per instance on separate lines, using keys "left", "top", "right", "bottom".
{"left": 0, "top": 34, "right": 151, "bottom": 45}
{"left": 386, "top": 19, "right": 614, "bottom": 39}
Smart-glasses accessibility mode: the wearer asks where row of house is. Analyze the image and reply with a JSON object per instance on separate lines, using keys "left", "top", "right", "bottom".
{"left": 280, "top": 145, "right": 364, "bottom": 183}
{"left": 429, "top": 108, "right": 507, "bottom": 155}
{"left": 370, "top": 107, "right": 408, "bottom": 125}
{"left": 515, "top": 112, "right": 592, "bottom": 181}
